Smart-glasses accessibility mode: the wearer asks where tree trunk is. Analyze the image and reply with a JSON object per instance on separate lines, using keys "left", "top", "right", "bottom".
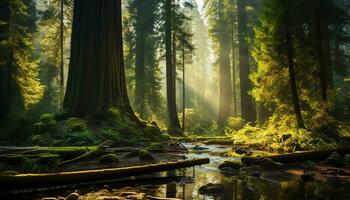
{"left": 284, "top": 7, "right": 305, "bottom": 129}
{"left": 64, "top": 0, "right": 136, "bottom": 119}
{"left": 165, "top": 0, "right": 182, "bottom": 135}
{"left": 237, "top": 0, "right": 256, "bottom": 123}
{"left": 134, "top": 1, "right": 146, "bottom": 118}
{"left": 0, "top": 0, "right": 11, "bottom": 120}
{"left": 60, "top": 0, "right": 64, "bottom": 107}
{"left": 232, "top": 26, "right": 238, "bottom": 117}
{"left": 314, "top": 3, "right": 328, "bottom": 102}
{"left": 218, "top": 39, "right": 233, "bottom": 127}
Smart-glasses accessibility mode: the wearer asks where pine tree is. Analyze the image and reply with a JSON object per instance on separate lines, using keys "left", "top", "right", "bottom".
{"left": 0, "top": 0, "right": 44, "bottom": 120}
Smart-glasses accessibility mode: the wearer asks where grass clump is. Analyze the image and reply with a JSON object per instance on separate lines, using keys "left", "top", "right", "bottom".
{"left": 65, "top": 118, "right": 88, "bottom": 132}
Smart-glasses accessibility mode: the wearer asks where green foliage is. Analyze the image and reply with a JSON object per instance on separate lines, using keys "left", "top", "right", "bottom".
{"left": 34, "top": 113, "right": 57, "bottom": 136}
{"left": 251, "top": 0, "right": 350, "bottom": 129}
{"left": 226, "top": 123, "right": 346, "bottom": 153}
{"left": 65, "top": 117, "right": 88, "bottom": 132}
{"left": 226, "top": 117, "right": 244, "bottom": 130}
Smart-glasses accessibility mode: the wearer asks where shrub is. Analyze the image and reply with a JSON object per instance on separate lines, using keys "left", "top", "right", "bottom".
{"left": 65, "top": 117, "right": 88, "bottom": 132}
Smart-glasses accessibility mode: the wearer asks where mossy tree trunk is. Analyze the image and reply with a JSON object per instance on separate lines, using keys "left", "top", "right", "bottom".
{"left": 64, "top": 0, "right": 136, "bottom": 120}
{"left": 237, "top": 0, "right": 256, "bottom": 123}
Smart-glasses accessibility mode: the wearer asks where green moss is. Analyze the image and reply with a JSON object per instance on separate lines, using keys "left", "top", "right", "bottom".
{"left": 99, "top": 154, "right": 119, "bottom": 164}
{"left": 139, "top": 150, "right": 154, "bottom": 161}
{"left": 32, "top": 134, "right": 50, "bottom": 146}
{"left": 107, "top": 107, "right": 122, "bottom": 121}
{"left": 40, "top": 114, "right": 56, "bottom": 124}
{"left": 66, "top": 117, "right": 88, "bottom": 132}
{"left": 143, "top": 125, "right": 161, "bottom": 137}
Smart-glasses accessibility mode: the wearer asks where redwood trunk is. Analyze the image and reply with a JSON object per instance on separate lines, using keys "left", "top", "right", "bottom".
{"left": 218, "top": 39, "right": 233, "bottom": 127}
{"left": 165, "top": 0, "right": 181, "bottom": 135}
{"left": 134, "top": 1, "right": 146, "bottom": 118}
{"left": 64, "top": 0, "right": 135, "bottom": 118}
{"left": 237, "top": 0, "right": 256, "bottom": 123}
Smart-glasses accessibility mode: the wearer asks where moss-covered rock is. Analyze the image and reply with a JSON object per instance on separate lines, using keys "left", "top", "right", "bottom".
{"left": 325, "top": 152, "right": 343, "bottom": 166}
{"left": 66, "top": 117, "right": 88, "bottom": 132}
{"left": 99, "top": 154, "right": 119, "bottom": 164}
{"left": 218, "top": 161, "right": 243, "bottom": 170}
{"left": 139, "top": 150, "right": 154, "bottom": 161}
{"left": 343, "top": 154, "right": 350, "bottom": 166}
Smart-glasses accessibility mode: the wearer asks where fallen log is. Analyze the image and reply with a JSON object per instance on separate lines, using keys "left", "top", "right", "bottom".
{"left": 241, "top": 147, "right": 350, "bottom": 166}
{"left": 0, "top": 158, "right": 210, "bottom": 189}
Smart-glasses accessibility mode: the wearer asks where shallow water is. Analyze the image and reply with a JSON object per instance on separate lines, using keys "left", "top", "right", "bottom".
{"left": 2, "top": 143, "right": 350, "bottom": 200}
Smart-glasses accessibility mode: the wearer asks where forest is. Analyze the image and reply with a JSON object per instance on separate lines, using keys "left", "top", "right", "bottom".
{"left": 0, "top": 0, "right": 350, "bottom": 199}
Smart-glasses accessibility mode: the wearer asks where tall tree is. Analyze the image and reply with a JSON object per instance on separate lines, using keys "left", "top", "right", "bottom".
{"left": 0, "top": 0, "right": 44, "bottom": 120}
{"left": 205, "top": 0, "right": 234, "bottom": 127}
{"left": 284, "top": 0, "right": 305, "bottom": 128}
{"left": 64, "top": 0, "right": 136, "bottom": 120}
{"left": 163, "top": 0, "right": 182, "bottom": 134}
{"left": 237, "top": 0, "right": 256, "bottom": 123}
{"left": 126, "top": 0, "right": 161, "bottom": 118}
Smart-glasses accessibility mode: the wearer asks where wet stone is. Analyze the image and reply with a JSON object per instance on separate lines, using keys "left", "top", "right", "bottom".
{"left": 66, "top": 192, "right": 80, "bottom": 200}
{"left": 199, "top": 183, "right": 225, "bottom": 196}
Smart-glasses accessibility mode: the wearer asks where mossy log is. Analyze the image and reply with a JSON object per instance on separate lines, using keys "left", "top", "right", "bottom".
{"left": 241, "top": 147, "right": 350, "bottom": 166}
{"left": 0, "top": 158, "right": 210, "bottom": 189}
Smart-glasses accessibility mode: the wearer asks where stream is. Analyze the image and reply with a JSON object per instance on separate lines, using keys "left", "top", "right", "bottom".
{"left": 3, "top": 143, "right": 350, "bottom": 200}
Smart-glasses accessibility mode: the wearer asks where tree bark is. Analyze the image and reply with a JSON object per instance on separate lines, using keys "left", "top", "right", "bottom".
{"left": 314, "top": 2, "right": 328, "bottom": 102}
{"left": 284, "top": 3, "right": 305, "bottom": 129}
{"left": 0, "top": 0, "right": 11, "bottom": 120}
{"left": 237, "top": 0, "right": 256, "bottom": 123}
{"left": 165, "top": 0, "right": 182, "bottom": 135}
{"left": 134, "top": 1, "right": 146, "bottom": 118}
{"left": 218, "top": 39, "right": 233, "bottom": 127}
{"left": 60, "top": 0, "right": 65, "bottom": 107}
{"left": 64, "top": 0, "right": 136, "bottom": 119}
{"left": 232, "top": 25, "right": 238, "bottom": 117}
